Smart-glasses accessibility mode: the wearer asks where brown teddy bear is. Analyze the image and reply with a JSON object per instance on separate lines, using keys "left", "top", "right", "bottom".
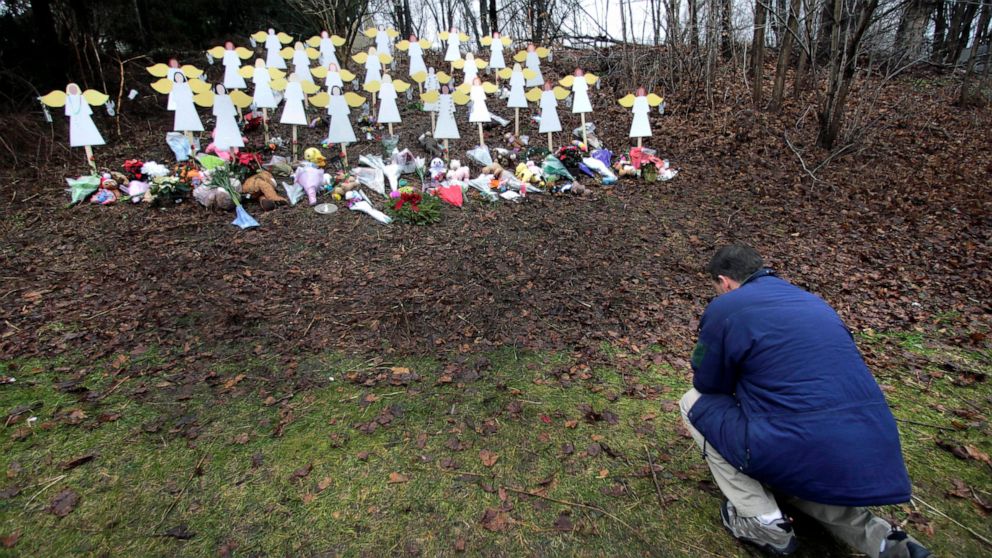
{"left": 242, "top": 170, "right": 286, "bottom": 210}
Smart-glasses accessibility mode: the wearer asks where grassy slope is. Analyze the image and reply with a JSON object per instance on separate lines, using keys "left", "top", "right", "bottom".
{"left": 1, "top": 332, "right": 990, "bottom": 557}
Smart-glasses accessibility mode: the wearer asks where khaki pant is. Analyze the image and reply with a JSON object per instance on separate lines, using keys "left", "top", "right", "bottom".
{"left": 680, "top": 388, "right": 893, "bottom": 558}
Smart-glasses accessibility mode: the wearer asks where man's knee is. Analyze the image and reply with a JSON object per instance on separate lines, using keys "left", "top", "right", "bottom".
{"left": 680, "top": 388, "right": 701, "bottom": 419}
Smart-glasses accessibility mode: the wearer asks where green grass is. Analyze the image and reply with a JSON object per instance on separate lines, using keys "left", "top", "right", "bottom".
{"left": 1, "top": 332, "right": 990, "bottom": 557}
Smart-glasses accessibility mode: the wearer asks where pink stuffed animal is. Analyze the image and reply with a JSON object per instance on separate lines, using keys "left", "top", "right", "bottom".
{"left": 294, "top": 163, "right": 324, "bottom": 206}
{"left": 446, "top": 159, "right": 470, "bottom": 182}
{"left": 205, "top": 131, "right": 244, "bottom": 162}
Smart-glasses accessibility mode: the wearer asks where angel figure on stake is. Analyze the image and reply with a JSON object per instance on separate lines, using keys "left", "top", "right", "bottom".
{"left": 467, "top": 77, "right": 499, "bottom": 147}
{"left": 39, "top": 83, "right": 109, "bottom": 171}
{"left": 418, "top": 67, "right": 450, "bottom": 132}
{"left": 559, "top": 68, "right": 599, "bottom": 145}
{"left": 439, "top": 27, "right": 469, "bottom": 72}
{"left": 481, "top": 32, "right": 512, "bottom": 82}
{"left": 370, "top": 74, "right": 411, "bottom": 136}
{"left": 208, "top": 41, "right": 253, "bottom": 91}
{"left": 309, "top": 86, "right": 366, "bottom": 165}
{"left": 353, "top": 47, "right": 393, "bottom": 88}
{"left": 396, "top": 34, "right": 431, "bottom": 84}
{"left": 193, "top": 83, "right": 252, "bottom": 152}
{"left": 150, "top": 71, "right": 210, "bottom": 147}
{"left": 525, "top": 81, "right": 569, "bottom": 152}
{"left": 312, "top": 62, "right": 355, "bottom": 93}
{"left": 147, "top": 59, "right": 203, "bottom": 110}
{"left": 306, "top": 30, "right": 345, "bottom": 68}
{"left": 499, "top": 63, "right": 535, "bottom": 136}
{"left": 429, "top": 84, "right": 469, "bottom": 155}
{"left": 453, "top": 52, "right": 487, "bottom": 89}
{"left": 272, "top": 73, "right": 320, "bottom": 160}
{"left": 239, "top": 59, "right": 286, "bottom": 142}
{"left": 617, "top": 87, "right": 664, "bottom": 147}
{"left": 251, "top": 28, "right": 292, "bottom": 69}
{"left": 365, "top": 24, "right": 400, "bottom": 58}
{"left": 514, "top": 44, "right": 550, "bottom": 87}
{"left": 281, "top": 41, "right": 319, "bottom": 84}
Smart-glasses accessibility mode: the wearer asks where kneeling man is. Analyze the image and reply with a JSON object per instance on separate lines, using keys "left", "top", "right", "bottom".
{"left": 682, "top": 244, "right": 930, "bottom": 557}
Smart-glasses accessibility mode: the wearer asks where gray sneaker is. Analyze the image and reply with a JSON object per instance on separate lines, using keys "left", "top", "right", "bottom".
{"left": 720, "top": 500, "right": 798, "bottom": 555}
{"left": 879, "top": 529, "right": 932, "bottom": 558}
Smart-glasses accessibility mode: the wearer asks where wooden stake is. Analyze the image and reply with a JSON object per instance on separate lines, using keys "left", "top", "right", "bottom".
{"left": 637, "top": 137, "right": 642, "bottom": 148}
{"left": 515, "top": 108, "right": 520, "bottom": 136}
{"left": 547, "top": 132, "right": 552, "bottom": 152}
{"left": 292, "top": 125, "right": 298, "bottom": 161}
{"left": 83, "top": 145, "right": 96, "bottom": 172}
{"left": 478, "top": 122, "right": 484, "bottom": 146}
{"left": 185, "top": 131, "right": 196, "bottom": 154}
{"left": 262, "top": 108, "right": 270, "bottom": 144}
{"left": 580, "top": 113, "right": 588, "bottom": 146}
{"left": 388, "top": 122, "right": 393, "bottom": 136}
{"left": 371, "top": 91, "right": 377, "bottom": 116}
{"left": 342, "top": 143, "right": 349, "bottom": 166}
{"left": 443, "top": 138, "right": 449, "bottom": 160}
{"left": 430, "top": 111, "right": 436, "bottom": 135}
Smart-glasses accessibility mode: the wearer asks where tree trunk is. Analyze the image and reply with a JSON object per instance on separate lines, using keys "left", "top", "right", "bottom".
{"left": 945, "top": 0, "right": 978, "bottom": 63}
{"left": 668, "top": 0, "right": 682, "bottom": 44}
{"left": 959, "top": 0, "right": 991, "bottom": 104}
{"left": 894, "top": 0, "right": 933, "bottom": 63}
{"left": 479, "top": 0, "right": 490, "bottom": 36}
{"left": 459, "top": 0, "right": 483, "bottom": 49}
{"left": 688, "top": 0, "right": 700, "bottom": 49}
{"left": 771, "top": 0, "right": 800, "bottom": 109}
{"left": 752, "top": 0, "right": 768, "bottom": 105}
{"left": 489, "top": 0, "right": 499, "bottom": 33}
{"left": 933, "top": 0, "right": 947, "bottom": 57}
{"left": 721, "top": 0, "right": 734, "bottom": 58}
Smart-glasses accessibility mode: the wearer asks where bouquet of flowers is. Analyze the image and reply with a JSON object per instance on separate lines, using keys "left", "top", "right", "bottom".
{"left": 147, "top": 175, "right": 188, "bottom": 205}
{"left": 555, "top": 142, "right": 588, "bottom": 172}
{"left": 122, "top": 159, "right": 145, "bottom": 181}
{"left": 232, "top": 150, "right": 263, "bottom": 183}
{"left": 386, "top": 187, "right": 442, "bottom": 225}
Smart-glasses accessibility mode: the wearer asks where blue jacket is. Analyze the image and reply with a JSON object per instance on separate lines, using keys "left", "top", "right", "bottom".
{"left": 687, "top": 270, "right": 911, "bottom": 506}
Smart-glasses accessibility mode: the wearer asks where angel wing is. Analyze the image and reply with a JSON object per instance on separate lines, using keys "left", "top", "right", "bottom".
{"left": 235, "top": 47, "right": 253, "bottom": 59}
{"left": 277, "top": 32, "right": 293, "bottom": 44}
{"left": 396, "top": 40, "right": 411, "bottom": 51}
{"left": 340, "top": 69, "right": 356, "bottom": 82}
{"left": 482, "top": 82, "right": 498, "bottom": 94}
{"left": 474, "top": 57, "right": 488, "bottom": 69}
{"left": 239, "top": 65, "right": 255, "bottom": 78}
{"left": 411, "top": 70, "right": 427, "bottom": 83}
{"left": 311, "top": 66, "right": 327, "bottom": 79}
{"left": 39, "top": 90, "right": 67, "bottom": 107}
{"left": 513, "top": 51, "right": 527, "bottom": 63}
{"left": 536, "top": 47, "right": 550, "bottom": 58}
{"left": 301, "top": 81, "right": 321, "bottom": 94}
{"left": 420, "top": 90, "right": 440, "bottom": 103}
{"left": 363, "top": 27, "right": 378, "bottom": 38}
{"left": 305, "top": 47, "right": 319, "bottom": 59}
{"left": 436, "top": 71, "right": 452, "bottom": 84}
{"left": 207, "top": 46, "right": 226, "bottom": 58}
{"left": 480, "top": 36, "right": 493, "bottom": 46}
{"left": 646, "top": 93, "right": 664, "bottom": 107}
{"left": 585, "top": 72, "right": 599, "bottom": 85}
{"left": 82, "top": 90, "right": 109, "bottom": 105}
{"left": 454, "top": 83, "right": 470, "bottom": 94}
{"left": 522, "top": 68, "right": 537, "bottom": 80}
{"left": 392, "top": 80, "right": 411, "bottom": 93}
{"left": 270, "top": 77, "right": 288, "bottom": 91}
{"left": 189, "top": 79, "right": 211, "bottom": 94}
{"left": 552, "top": 86, "right": 569, "bottom": 100}
{"left": 146, "top": 63, "right": 170, "bottom": 77}
{"left": 344, "top": 92, "right": 366, "bottom": 107}
{"left": 559, "top": 75, "right": 575, "bottom": 87}
{"left": 451, "top": 59, "right": 465, "bottom": 70}
{"left": 151, "top": 78, "right": 174, "bottom": 94}
{"left": 438, "top": 31, "right": 450, "bottom": 40}
{"left": 280, "top": 46, "right": 295, "bottom": 59}
{"left": 497, "top": 68, "right": 512, "bottom": 80}
{"left": 193, "top": 91, "right": 215, "bottom": 107}
{"left": 352, "top": 52, "right": 368, "bottom": 64}
{"left": 387, "top": 28, "right": 400, "bottom": 39}
{"left": 452, "top": 90, "right": 470, "bottom": 105}
{"left": 363, "top": 81, "right": 381, "bottom": 93}
{"left": 182, "top": 65, "right": 203, "bottom": 79}
{"left": 305, "top": 36, "right": 321, "bottom": 48}
{"left": 230, "top": 90, "right": 253, "bottom": 108}
{"left": 617, "top": 94, "right": 636, "bottom": 108}
{"left": 251, "top": 31, "right": 268, "bottom": 42}
{"left": 378, "top": 53, "right": 393, "bottom": 64}
{"left": 332, "top": 35, "right": 346, "bottom": 46}
{"left": 268, "top": 68, "right": 286, "bottom": 79}
{"left": 309, "top": 91, "right": 329, "bottom": 108}
{"left": 418, "top": 39, "right": 431, "bottom": 48}
{"left": 524, "top": 87, "right": 542, "bottom": 103}
{"left": 501, "top": 36, "right": 512, "bottom": 46}
{"left": 458, "top": 32, "right": 469, "bottom": 41}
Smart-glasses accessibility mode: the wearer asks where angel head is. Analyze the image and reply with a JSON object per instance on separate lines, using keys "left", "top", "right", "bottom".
{"left": 636, "top": 86, "right": 647, "bottom": 96}
{"left": 368, "top": 46, "right": 378, "bottom": 55}
{"left": 378, "top": 24, "right": 387, "bottom": 31}
{"left": 428, "top": 67, "right": 436, "bottom": 76}
{"left": 169, "top": 58, "right": 179, "bottom": 68}
{"left": 466, "top": 53, "right": 475, "bottom": 62}
{"left": 294, "top": 41, "right": 305, "bottom": 50}
{"left": 409, "top": 34, "right": 417, "bottom": 41}
{"left": 513, "top": 62, "right": 523, "bottom": 72}
{"left": 66, "top": 83, "right": 82, "bottom": 95}
{"left": 328, "top": 62, "right": 339, "bottom": 72}
{"left": 225, "top": 41, "right": 235, "bottom": 50}
{"left": 268, "top": 27, "right": 276, "bottom": 34}
{"left": 254, "top": 58, "right": 266, "bottom": 69}
{"left": 527, "top": 44, "right": 537, "bottom": 52}
{"left": 543, "top": 80, "right": 553, "bottom": 91}
{"left": 442, "top": 84, "right": 450, "bottom": 94}
{"left": 574, "top": 68, "right": 584, "bottom": 77}
{"left": 321, "top": 30, "right": 329, "bottom": 38}
{"left": 450, "top": 26, "right": 458, "bottom": 33}
{"left": 331, "top": 85, "right": 342, "bottom": 96}
{"left": 214, "top": 83, "right": 228, "bottom": 95}
{"left": 173, "top": 72, "right": 188, "bottom": 84}
{"left": 473, "top": 76, "right": 482, "bottom": 86}
{"left": 493, "top": 32, "right": 501, "bottom": 39}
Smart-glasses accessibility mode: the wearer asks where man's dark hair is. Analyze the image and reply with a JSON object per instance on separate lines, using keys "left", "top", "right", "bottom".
{"left": 707, "top": 244, "right": 764, "bottom": 282}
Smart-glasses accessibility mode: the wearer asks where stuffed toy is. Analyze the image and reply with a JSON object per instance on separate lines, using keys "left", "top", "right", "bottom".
{"left": 90, "top": 174, "right": 121, "bottom": 205}
{"left": 304, "top": 147, "right": 327, "bottom": 168}
{"left": 331, "top": 170, "right": 360, "bottom": 200}
{"left": 419, "top": 132, "right": 444, "bottom": 158}
{"left": 446, "top": 159, "right": 470, "bottom": 182}
{"left": 481, "top": 162, "right": 503, "bottom": 176}
{"left": 193, "top": 183, "right": 237, "bottom": 211}
{"left": 294, "top": 163, "right": 324, "bottom": 205}
{"left": 503, "top": 132, "right": 526, "bottom": 149}
{"left": 242, "top": 170, "right": 287, "bottom": 210}
{"left": 515, "top": 162, "right": 544, "bottom": 186}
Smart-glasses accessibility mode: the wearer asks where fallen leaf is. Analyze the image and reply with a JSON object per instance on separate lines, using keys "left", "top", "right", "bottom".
{"left": 48, "top": 489, "right": 79, "bottom": 517}
{"left": 564, "top": 419, "right": 579, "bottom": 429}
{"left": 317, "top": 477, "right": 333, "bottom": 492}
{"left": 163, "top": 524, "right": 195, "bottom": 539}
{"left": 553, "top": 511, "right": 574, "bottom": 532}
{"left": 222, "top": 374, "right": 246, "bottom": 390}
{"left": 61, "top": 452, "right": 97, "bottom": 470}
{"left": 388, "top": 472, "right": 409, "bottom": 484}
{"left": 2, "top": 529, "right": 21, "bottom": 548}
{"left": 356, "top": 451, "right": 370, "bottom": 461}
{"left": 250, "top": 452, "right": 264, "bottom": 468}
{"left": 480, "top": 507, "right": 513, "bottom": 532}
{"left": 597, "top": 468, "right": 609, "bottom": 479}
{"left": 453, "top": 537, "right": 466, "bottom": 552}
{"left": 232, "top": 433, "right": 250, "bottom": 445}
{"left": 479, "top": 449, "right": 499, "bottom": 468}
{"left": 289, "top": 463, "right": 313, "bottom": 481}
{"left": 64, "top": 409, "right": 87, "bottom": 425}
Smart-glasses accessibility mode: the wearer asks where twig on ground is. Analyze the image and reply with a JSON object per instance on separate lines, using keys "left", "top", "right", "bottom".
{"left": 643, "top": 445, "right": 667, "bottom": 511}
{"left": 895, "top": 418, "right": 957, "bottom": 432}
{"left": 22, "top": 474, "right": 67, "bottom": 512}
{"left": 913, "top": 495, "right": 992, "bottom": 547}
{"left": 153, "top": 454, "right": 207, "bottom": 530}
{"left": 783, "top": 132, "right": 825, "bottom": 186}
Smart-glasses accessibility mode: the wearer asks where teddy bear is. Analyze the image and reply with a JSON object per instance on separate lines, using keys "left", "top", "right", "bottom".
{"left": 89, "top": 174, "right": 121, "bottom": 205}
{"left": 242, "top": 170, "right": 287, "bottom": 210}
{"left": 331, "top": 171, "right": 360, "bottom": 200}
{"left": 515, "top": 162, "right": 544, "bottom": 186}
{"left": 419, "top": 132, "right": 444, "bottom": 158}
{"left": 446, "top": 159, "right": 470, "bottom": 182}
{"left": 481, "top": 162, "right": 504, "bottom": 176}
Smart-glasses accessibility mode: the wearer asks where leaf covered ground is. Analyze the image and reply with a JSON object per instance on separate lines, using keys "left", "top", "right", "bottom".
{"left": 1, "top": 48, "right": 991, "bottom": 556}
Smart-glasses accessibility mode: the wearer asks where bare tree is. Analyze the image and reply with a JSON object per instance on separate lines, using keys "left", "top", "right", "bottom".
{"left": 958, "top": 0, "right": 991, "bottom": 104}
{"left": 771, "top": 0, "right": 801, "bottom": 108}
{"left": 752, "top": 0, "right": 770, "bottom": 104}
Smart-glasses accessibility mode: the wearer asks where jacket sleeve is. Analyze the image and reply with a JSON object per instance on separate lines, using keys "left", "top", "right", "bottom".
{"left": 690, "top": 307, "right": 737, "bottom": 395}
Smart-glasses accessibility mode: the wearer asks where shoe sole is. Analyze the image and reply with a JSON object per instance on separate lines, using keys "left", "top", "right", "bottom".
{"left": 720, "top": 505, "right": 799, "bottom": 556}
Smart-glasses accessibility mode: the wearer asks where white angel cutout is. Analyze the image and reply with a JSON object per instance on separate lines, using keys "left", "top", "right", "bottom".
{"left": 618, "top": 87, "right": 664, "bottom": 147}
{"left": 439, "top": 28, "right": 469, "bottom": 70}
{"left": 309, "top": 86, "right": 366, "bottom": 164}
{"left": 526, "top": 81, "right": 570, "bottom": 151}
{"left": 560, "top": 68, "right": 600, "bottom": 145}
{"left": 396, "top": 34, "right": 431, "bottom": 81}
{"left": 367, "top": 74, "right": 411, "bottom": 135}
{"left": 193, "top": 84, "right": 252, "bottom": 151}
{"left": 481, "top": 32, "right": 513, "bottom": 76}
{"left": 364, "top": 25, "right": 400, "bottom": 57}
{"left": 208, "top": 42, "right": 253, "bottom": 90}
{"left": 312, "top": 62, "right": 356, "bottom": 92}
{"left": 39, "top": 84, "right": 109, "bottom": 170}
{"left": 352, "top": 47, "right": 393, "bottom": 87}
{"left": 306, "top": 30, "right": 345, "bottom": 68}
{"left": 498, "top": 63, "right": 537, "bottom": 135}
{"left": 251, "top": 28, "right": 293, "bottom": 69}
{"left": 418, "top": 68, "right": 451, "bottom": 132}
{"left": 280, "top": 41, "right": 318, "bottom": 84}
{"left": 271, "top": 73, "right": 321, "bottom": 159}
{"left": 239, "top": 59, "right": 286, "bottom": 141}
{"left": 150, "top": 71, "right": 210, "bottom": 142}
{"left": 426, "top": 84, "right": 469, "bottom": 152}
{"left": 147, "top": 59, "right": 203, "bottom": 110}
{"left": 467, "top": 77, "right": 499, "bottom": 146}
{"left": 453, "top": 52, "right": 487, "bottom": 88}
{"left": 514, "top": 44, "right": 550, "bottom": 87}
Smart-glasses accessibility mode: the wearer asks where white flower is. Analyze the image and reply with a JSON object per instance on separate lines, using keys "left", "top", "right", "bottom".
{"left": 141, "top": 161, "right": 170, "bottom": 178}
